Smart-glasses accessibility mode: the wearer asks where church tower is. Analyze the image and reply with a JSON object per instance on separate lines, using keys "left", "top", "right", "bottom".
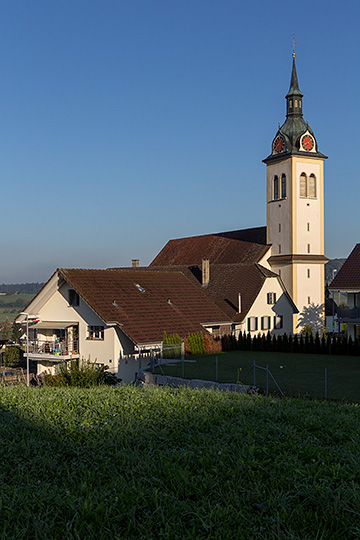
{"left": 263, "top": 53, "right": 328, "bottom": 333}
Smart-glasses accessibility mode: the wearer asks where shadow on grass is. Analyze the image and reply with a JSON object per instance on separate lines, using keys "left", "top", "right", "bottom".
{"left": 0, "top": 385, "right": 359, "bottom": 539}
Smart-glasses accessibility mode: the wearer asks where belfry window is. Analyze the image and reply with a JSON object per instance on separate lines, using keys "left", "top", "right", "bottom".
{"left": 281, "top": 174, "right": 286, "bottom": 198}
{"left": 309, "top": 174, "right": 316, "bottom": 198}
{"left": 300, "top": 173, "right": 307, "bottom": 198}
{"left": 300, "top": 173, "right": 317, "bottom": 199}
{"left": 273, "top": 175, "right": 279, "bottom": 200}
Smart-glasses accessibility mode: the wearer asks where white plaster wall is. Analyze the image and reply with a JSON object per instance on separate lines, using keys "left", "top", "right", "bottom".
{"left": 245, "top": 277, "right": 294, "bottom": 336}
{"left": 295, "top": 162, "right": 321, "bottom": 254}
{"left": 267, "top": 161, "right": 291, "bottom": 254}
{"left": 295, "top": 264, "right": 323, "bottom": 314}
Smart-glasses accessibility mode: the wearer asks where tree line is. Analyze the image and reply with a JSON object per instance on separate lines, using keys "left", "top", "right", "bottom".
{"left": 0, "top": 283, "right": 44, "bottom": 294}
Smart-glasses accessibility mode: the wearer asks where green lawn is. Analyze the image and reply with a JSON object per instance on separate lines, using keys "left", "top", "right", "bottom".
{"left": 0, "top": 293, "right": 34, "bottom": 322}
{"left": 0, "top": 385, "right": 360, "bottom": 539}
{"left": 152, "top": 350, "right": 360, "bottom": 402}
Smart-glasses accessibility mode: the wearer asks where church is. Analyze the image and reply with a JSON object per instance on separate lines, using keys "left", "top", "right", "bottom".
{"left": 150, "top": 51, "right": 328, "bottom": 336}
{"left": 17, "top": 52, "right": 328, "bottom": 380}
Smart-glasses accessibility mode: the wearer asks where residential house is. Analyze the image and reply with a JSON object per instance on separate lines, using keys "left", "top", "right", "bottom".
{"left": 17, "top": 267, "right": 233, "bottom": 381}
{"left": 329, "top": 244, "right": 360, "bottom": 340}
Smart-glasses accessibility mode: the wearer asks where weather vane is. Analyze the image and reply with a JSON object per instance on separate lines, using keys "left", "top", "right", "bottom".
{"left": 291, "top": 33, "right": 297, "bottom": 56}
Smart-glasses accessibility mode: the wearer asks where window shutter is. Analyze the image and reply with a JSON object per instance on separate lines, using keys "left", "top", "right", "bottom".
{"left": 300, "top": 173, "right": 307, "bottom": 198}
{"left": 309, "top": 174, "right": 316, "bottom": 198}
{"left": 261, "top": 317, "right": 265, "bottom": 331}
{"left": 247, "top": 318, "right": 250, "bottom": 332}
{"left": 255, "top": 318, "right": 258, "bottom": 331}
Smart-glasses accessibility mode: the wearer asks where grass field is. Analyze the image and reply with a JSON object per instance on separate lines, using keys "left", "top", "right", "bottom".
{"left": 0, "top": 385, "right": 360, "bottom": 539}
{"left": 152, "top": 350, "right": 360, "bottom": 402}
{"left": 0, "top": 293, "right": 34, "bottom": 322}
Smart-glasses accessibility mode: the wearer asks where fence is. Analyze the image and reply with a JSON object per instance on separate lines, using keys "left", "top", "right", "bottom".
{"left": 149, "top": 351, "right": 360, "bottom": 402}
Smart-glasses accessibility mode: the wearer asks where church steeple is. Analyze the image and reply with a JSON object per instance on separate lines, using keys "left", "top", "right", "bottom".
{"left": 263, "top": 52, "right": 326, "bottom": 161}
{"left": 285, "top": 54, "right": 303, "bottom": 118}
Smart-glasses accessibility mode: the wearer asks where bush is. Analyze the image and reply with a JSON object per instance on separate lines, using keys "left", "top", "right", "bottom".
{"left": 162, "top": 331, "right": 182, "bottom": 359}
{"left": 43, "top": 358, "right": 119, "bottom": 387}
{"left": 186, "top": 332, "right": 206, "bottom": 355}
{"left": 3, "top": 346, "right": 23, "bottom": 367}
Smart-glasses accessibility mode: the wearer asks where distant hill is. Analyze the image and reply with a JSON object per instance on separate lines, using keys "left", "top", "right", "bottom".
{"left": 0, "top": 283, "right": 45, "bottom": 295}
{"left": 325, "top": 259, "right": 346, "bottom": 284}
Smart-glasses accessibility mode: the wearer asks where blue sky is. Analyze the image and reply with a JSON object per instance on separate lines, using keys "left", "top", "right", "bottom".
{"left": 1, "top": 0, "right": 359, "bottom": 283}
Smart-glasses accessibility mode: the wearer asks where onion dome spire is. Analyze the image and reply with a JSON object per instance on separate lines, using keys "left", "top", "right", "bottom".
{"left": 285, "top": 53, "right": 303, "bottom": 118}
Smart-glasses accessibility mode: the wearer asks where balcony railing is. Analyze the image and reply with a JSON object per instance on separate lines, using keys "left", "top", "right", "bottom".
{"left": 337, "top": 307, "right": 360, "bottom": 321}
{"left": 28, "top": 339, "right": 79, "bottom": 357}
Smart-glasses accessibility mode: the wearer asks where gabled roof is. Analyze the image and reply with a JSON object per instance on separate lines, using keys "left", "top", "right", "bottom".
{"left": 58, "top": 268, "right": 232, "bottom": 345}
{"left": 150, "top": 227, "right": 269, "bottom": 267}
{"left": 329, "top": 244, "right": 360, "bottom": 291}
{"left": 149, "top": 262, "right": 292, "bottom": 321}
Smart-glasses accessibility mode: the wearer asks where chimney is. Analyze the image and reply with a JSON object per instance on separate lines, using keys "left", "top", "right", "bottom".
{"left": 132, "top": 259, "right": 139, "bottom": 268}
{"left": 238, "top": 293, "right": 242, "bottom": 314}
{"left": 202, "top": 258, "right": 210, "bottom": 286}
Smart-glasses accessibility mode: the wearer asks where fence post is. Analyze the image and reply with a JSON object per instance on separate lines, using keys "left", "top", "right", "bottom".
{"left": 253, "top": 359, "right": 256, "bottom": 387}
{"left": 266, "top": 364, "right": 269, "bottom": 396}
{"left": 215, "top": 356, "right": 218, "bottom": 382}
{"left": 324, "top": 367, "right": 328, "bottom": 399}
{"left": 181, "top": 342, "right": 185, "bottom": 379}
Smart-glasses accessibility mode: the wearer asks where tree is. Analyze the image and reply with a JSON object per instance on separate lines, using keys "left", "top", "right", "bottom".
{"left": 0, "top": 320, "right": 12, "bottom": 341}
{"left": 11, "top": 322, "right": 23, "bottom": 342}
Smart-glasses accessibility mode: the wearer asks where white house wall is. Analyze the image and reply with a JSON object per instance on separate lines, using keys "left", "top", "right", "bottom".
{"left": 238, "top": 277, "right": 294, "bottom": 336}
{"left": 28, "top": 275, "right": 141, "bottom": 382}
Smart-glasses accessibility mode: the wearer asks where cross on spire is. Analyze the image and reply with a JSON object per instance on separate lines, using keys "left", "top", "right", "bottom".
{"left": 291, "top": 33, "right": 297, "bottom": 57}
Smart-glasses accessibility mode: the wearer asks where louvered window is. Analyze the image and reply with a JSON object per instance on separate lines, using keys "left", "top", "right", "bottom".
{"left": 308, "top": 174, "right": 316, "bottom": 198}
{"left": 281, "top": 174, "right": 286, "bottom": 198}
{"left": 273, "top": 175, "right": 279, "bottom": 200}
{"left": 300, "top": 173, "right": 307, "bottom": 198}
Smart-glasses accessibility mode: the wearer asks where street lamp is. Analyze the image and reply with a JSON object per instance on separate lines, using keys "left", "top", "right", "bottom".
{"left": 19, "top": 312, "right": 38, "bottom": 387}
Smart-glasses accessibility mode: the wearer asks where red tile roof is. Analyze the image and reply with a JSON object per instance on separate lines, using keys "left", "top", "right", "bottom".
{"left": 329, "top": 244, "right": 360, "bottom": 291}
{"left": 149, "top": 263, "right": 281, "bottom": 321}
{"left": 59, "top": 268, "right": 232, "bottom": 345}
{"left": 150, "top": 227, "right": 269, "bottom": 266}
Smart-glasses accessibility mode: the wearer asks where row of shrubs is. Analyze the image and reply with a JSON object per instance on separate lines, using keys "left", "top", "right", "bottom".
{"left": 221, "top": 331, "right": 360, "bottom": 356}
{"left": 42, "top": 358, "right": 119, "bottom": 387}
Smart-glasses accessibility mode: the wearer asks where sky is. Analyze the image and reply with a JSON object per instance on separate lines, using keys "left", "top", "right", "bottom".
{"left": 1, "top": 0, "right": 359, "bottom": 283}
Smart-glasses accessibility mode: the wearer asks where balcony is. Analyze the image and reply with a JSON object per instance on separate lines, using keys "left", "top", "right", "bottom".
{"left": 26, "top": 339, "right": 79, "bottom": 362}
{"left": 337, "top": 307, "right": 360, "bottom": 323}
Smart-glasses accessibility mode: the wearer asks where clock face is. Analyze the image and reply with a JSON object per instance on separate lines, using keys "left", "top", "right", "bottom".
{"left": 274, "top": 136, "right": 284, "bottom": 153}
{"left": 302, "top": 135, "right": 314, "bottom": 151}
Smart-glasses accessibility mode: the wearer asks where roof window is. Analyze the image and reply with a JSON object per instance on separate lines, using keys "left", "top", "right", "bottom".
{"left": 134, "top": 283, "right": 146, "bottom": 293}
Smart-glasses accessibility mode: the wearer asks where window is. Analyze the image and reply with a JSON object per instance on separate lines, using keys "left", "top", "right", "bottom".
{"left": 308, "top": 297, "right": 311, "bottom": 304}
{"left": 261, "top": 316, "right": 271, "bottom": 331}
{"left": 69, "top": 289, "right": 79, "bottom": 306}
{"left": 278, "top": 223, "right": 281, "bottom": 233}
{"left": 267, "top": 292, "right": 277, "bottom": 304}
{"left": 295, "top": 99, "right": 298, "bottom": 107}
{"left": 300, "top": 173, "right": 317, "bottom": 199}
{"left": 309, "top": 174, "right": 316, "bottom": 198}
{"left": 307, "top": 269, "right": 311, "bottom": 278}
{"left": 274, "top": 315, "right": 283, "bottom": 330}
{"left": 278, "top": 269, "right": 282, "bottom": 278}
{"left": 247, "top": 317, "right": 258, "bottom": 332}
{"left": 281, "top": 174, "right": 286, "bottom": 198}
{"left": 88, "top": 326, "right": 104, "bottom": 340}
{"left": 307, "top": 222, "right": 310, "bottom": 232}
{"left": 307, "top": 244, "right": 311, "bottom": 253}
{"left": 273, "top": 175, "right": 279, "bottom": 200}
{"left": 300, "top": 173, "right": 307, "bottom": 198}
{"left": 289, "top": 100, "right": 293, "bottom": 108}
{"left": 279, "top": 245, "right": 281, "bottom": 254}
